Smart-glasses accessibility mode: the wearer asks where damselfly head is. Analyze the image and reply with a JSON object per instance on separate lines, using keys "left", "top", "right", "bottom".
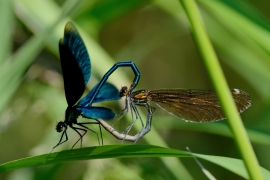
{"left": 120, "top": 86, "right": 129, "bottom": 97}
{"left": 56, "top": 121, "right": 67, "bottom": 132}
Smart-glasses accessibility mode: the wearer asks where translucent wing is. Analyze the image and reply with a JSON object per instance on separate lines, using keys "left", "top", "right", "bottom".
{"left": 77, "top": 106, "right": 115, "bottom": 120}
{"left": 149, "top": 89, "right": 251, "bottom": 122}
{"left": 78, "top": 82, "right": 120, "bottom": 106}
{"left": 59, "top": 22, "right": 91, "bottom": 106}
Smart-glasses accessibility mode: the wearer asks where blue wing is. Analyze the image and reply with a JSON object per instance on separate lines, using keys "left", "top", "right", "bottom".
{"left": 59, "top": 22, "right": 91, "bottom": 106}
{"left": 77, "top": 106, "right": 115, "bottom": 120}
{"left": 78, "top": 82, "right": 120, "bottom": 106}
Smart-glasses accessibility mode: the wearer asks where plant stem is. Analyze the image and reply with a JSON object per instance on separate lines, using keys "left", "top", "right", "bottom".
{"left": 179, "top": 0, "right": 263, "bottom": 179}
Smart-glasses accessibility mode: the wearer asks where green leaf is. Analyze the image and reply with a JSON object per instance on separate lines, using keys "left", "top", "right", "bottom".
{"left": 0, "top": 145, "right": 189, "bottom": 173}
{"left": 180, "top": 0, "right": 263, "bottom": 179}
{"left": 194, "top": 153, "right": 270, "bottom": 179}
{"left": 1, "top": 145, "right": 269, "bottom": 179}
{"left": 0, "top": 0, "right": 13, "bottom": 64}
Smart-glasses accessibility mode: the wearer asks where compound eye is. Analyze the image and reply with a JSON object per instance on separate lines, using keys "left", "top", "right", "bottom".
{"left": 56, "top": 122, "right": 66, "bottom": 132}
{"left": 120, "top": 86, "right": 128, "bottom": 97}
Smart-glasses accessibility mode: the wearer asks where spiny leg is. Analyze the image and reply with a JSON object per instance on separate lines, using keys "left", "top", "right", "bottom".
{"left": 50, "top": 130, "right": 68, "bottom": 153}
{"left": 121, "top": 98, "right": 134, "bottom": 133}
{"left": 113, "top": 91, "right": 144, "bottom": 141}
{"left": 134, "top": 104, "right": 156, "bottom": 143}
{"left": 121, "top": 100, "right": 137, "bottom": 136}
{"left": 112, "top": 94, "right": 130, "bottom": 127}
{"left": 99, "top": 123, "right": 103, "bottom": 145}
{"left": 124, "top": 103, "right": 148, "bottom": 136}
{"left": 70, "top": 125, "right": 87, "bottom": 149}
{"left": 76, "top": 122, "right": 101, "bottom": 145}
{"left": 133, "top": 103, "right": 144, "bottom": 132}
{"left": 112, "top": 94, "right": 138, "bottom": 142}
{"left": 122, "top": 102, "right": 142, "bottom": 137}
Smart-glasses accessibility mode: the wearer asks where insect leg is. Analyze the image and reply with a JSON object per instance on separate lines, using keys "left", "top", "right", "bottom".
{"left": 122, "top": 101, "right": 142, "bottom": 140}
{"left": 134, "top": 104, "right": 156, "bottom": 142}
{"left": 76, "top": 122, "right": 101, "bottom": 146}
{"left": 70, "top": 125, "right": 88, "bottom": 149}
{"left": 112, "top": 93, "right": 129, "bottom": 127}
{"left": 51, "top": 130, "right": 68, "bottom": 153}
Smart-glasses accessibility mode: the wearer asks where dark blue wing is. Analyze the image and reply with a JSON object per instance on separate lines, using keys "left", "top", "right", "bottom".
{"left": 59, "top": 22, "right": 91, "bottom": 106}
{"left": 77, "top": 106, "right": 115, "bottom": 120}
{"left": 78, "top": 82, "right": 120, "bottom": 106}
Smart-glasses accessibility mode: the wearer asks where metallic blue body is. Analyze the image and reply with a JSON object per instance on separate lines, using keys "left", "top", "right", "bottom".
{"left": 52, "top": 22, "right": 140, "bottom": 151}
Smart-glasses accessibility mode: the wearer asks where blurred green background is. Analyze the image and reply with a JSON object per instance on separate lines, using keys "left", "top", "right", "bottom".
{"left": 1, "top": 0, "right": 270, "bottom": 179}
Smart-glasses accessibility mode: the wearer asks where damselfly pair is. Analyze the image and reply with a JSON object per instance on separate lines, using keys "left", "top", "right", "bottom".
{"left": 52, "top": 22, "right": 251, "bottom": 152}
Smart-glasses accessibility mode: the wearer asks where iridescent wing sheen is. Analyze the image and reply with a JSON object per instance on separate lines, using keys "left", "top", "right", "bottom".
{"left": 59, "top": 22, "right": 91, "bottom": 106}
{"left": 77, "top": 106, "right": 115, "bottom": 120}
{"left": 149, "top": 89, "right": 251, "bottom": 122}
{"left": 78, "top": 82, "right": 120, "bottom": 106}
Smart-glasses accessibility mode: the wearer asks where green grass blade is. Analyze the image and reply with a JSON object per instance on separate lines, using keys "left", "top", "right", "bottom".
{"left": 179, "top": 0, "right": 263, "bottom": 179}
{"left": 0, "top": 0, "right": 81, "bottom": 114}
{"left": 198, "top": 0, "right": 270, "bottom": 57}
{"left": 0, "top": 145, "right": 189, "bottom": 173}
{"left": 198, "top": 0, "right": 270, "bottom": 99}
{"left": 0, "top": 0, "right": 13, "bottom": 64}
{"left": 0, "top": 32, "right": 48, "bottom": 113}
{"left": 194, "top": 154, "right": 270, "bottom": 179}
{"left": 74, "top": 0, "right": 146, "bottom": 28}
{"left": 1, "top": 145, "right": 269, "bottom": 179}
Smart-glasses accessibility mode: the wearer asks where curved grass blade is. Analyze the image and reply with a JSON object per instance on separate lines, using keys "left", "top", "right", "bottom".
{"left": 0, "top": 145, "right": 269, "bottom": 179}
{"left": 180, "top": 0, "right": 263, "bottom": 179}
{"left": 194, "top": 154, "right": 270, "bottom": 180}
{"left": 0, "top": 0, "right": 13, "bottom": 64}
